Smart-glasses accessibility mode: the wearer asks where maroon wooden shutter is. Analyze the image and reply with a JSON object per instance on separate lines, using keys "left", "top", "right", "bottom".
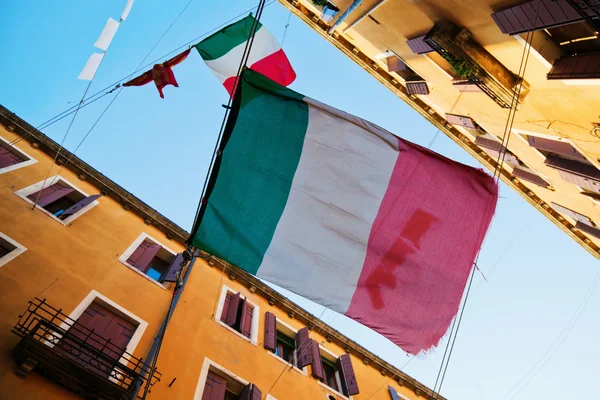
{"left": 202, "top": 372, "right": 227, "bottom": 400}
{"left": 576, "top": 221, "right": 600, "bottom": 239}
{"left": 224, "top": 292, "right": 241, "bottom": 327}
{"left": 0, "top": 147, "right": 23, "bottom": 168}
{"left": 386, "top": 56, "right": 407, "bottom": 73}
{"left": 220, "top": 293, "right": 232, "bottom": 322}
{"left": 162, "top": 253, "right": 186, "bottom": 282}
{"left": 264, "top": 312, "right": 277, "bottom": 352}
{"left": 406, "top": 34, "right": 434, "bottom": 54}
{"left": 446, "top": 114, "right": 476, "bottom": 129}
{"left": 548, "top": 54, "right": 600, "bottom": 80}
{"left": 406, "top": 81, "right": 429, "bottom": 95}
{"left": 337, "top": 353, "right": 360, "bottom": 396}
{"left": 296, "top": 327, "right": 312, "bottom": 368}
{"left": 251, "top": 384, "right": 262, "bottom": 400}
{"left": 60, "top": 194, "right": 101, "bottom": 219}
{"left": 127, "top": 242, "right": 161, "bottom": 272}
{"left": 512, "top": 167, "right": 549, "bottom": 188}
{"left": 491, "top": 0, "right": 581, "bottom": 35}
{"left": 29, "top": 184, "right": 74, "bottom": 207}
{"left": 544, "top": 155, "right": 600, "bottom": 193}
{"left": 310, "top": 340, "right": 324, "bottom": 380}
{"left": 239, "top": 301, "right": 253, "bottom": 338}
{"left": 527, "top": 136, "right": 586, "bottom": 161}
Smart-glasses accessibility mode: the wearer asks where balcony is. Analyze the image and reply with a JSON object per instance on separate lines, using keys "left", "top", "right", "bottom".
{"left": 424, "top": 21, "right": 530, "bottom": 109}
{"left": 11, "top": 298, "right": 161, "bottom": 400}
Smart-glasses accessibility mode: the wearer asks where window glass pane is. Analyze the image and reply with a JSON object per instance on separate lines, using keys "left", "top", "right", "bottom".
{"left": 321, "top": 358, "right": 339, "bottom": 391}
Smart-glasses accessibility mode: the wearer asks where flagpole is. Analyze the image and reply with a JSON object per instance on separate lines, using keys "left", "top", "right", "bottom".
{"left": 187, "top": 0, "right": 268, "bottom": 247}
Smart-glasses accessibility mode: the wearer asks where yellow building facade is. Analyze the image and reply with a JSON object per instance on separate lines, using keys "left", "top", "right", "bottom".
{"left": 278, "top": 0, "right": 600, "bottom": 258}
{"left": 0, "top": 110, "right": 443, "bottom": 399}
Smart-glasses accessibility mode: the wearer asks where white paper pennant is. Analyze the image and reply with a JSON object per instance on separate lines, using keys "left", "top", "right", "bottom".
{"left": 121, "top": 0, "right": 134, "bottom": 21}
{"left": 94, "top": 18, "right": 120, "bottom": 51}
{"left": 78, "top": 53, "right": 105, "bottom": 80}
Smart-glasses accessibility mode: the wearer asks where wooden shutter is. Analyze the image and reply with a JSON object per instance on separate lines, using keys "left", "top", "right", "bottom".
{"left": 576, "top": 221, "right": 600, "bottom": 238}
{"left": 527, "top": 136, "right": 586, "bottom": 161}
{"left": 491, "top": 0, "right": 581, "bottom": 35}
{"left": 240, "top": 383, "right": 261, "bottom": 400}
{"left": 386, "top": 56, "right": 407, "bottom": 73}
{"left": 512, "top": 167, "right": 550, "bottom": 188}
{"left": 60, "top": 194, "right": 101, "bottom": 219}
{"left": 220, "top": 293, "right": 232, "bottom": 322}
{"left": 548, "top": 54, "right": 600, "bottom": 80}
{"left": 475, "top": 137, "right": 519, "bottom": 166}
{"left": 388, "top": 386, "right": 401, "bottom": 400}
{"left": 202, "top": 372, "right": 227, "bottom": 400}
{"left": 224, "top": 292, "right": 241, "bottom": 327}
{"left": 29, "top": 184, "right": 74, "bottom": 207}
{"left": 338, "top": 353, "right": 359, "bottom": 396}
{"left": 446, "top": 113, "right": 476, "bottom": 129}
{"left": 406, "top": 81, "right": 430, "bottom": 95}
{"left": 127, "top": 242, "right": 161, "bottom": 272}
{"left": 310, "top": 340, "right": 324, "bottom": 380}
{"left": 406, "top": 34, "right": 434, "bottom": 54}
{"left": 0, "top": 146, "right": 23, "bottom": 168}
{"left": 239, "top": 301, "right": 253, "bottom": 338}
{"left": 162, "top": 253, "right": 185, "bottom": 283}
{"left": 296, "top": 327, "right": 312, "bottom": 368}
{"left": 551, "top": 202, "right": 592, "bottom": 225}
{"left": 544, "top": 155, "right": 600, "bottom": 193}
{"left": 264, "top": 312, "right": 277, "bottom": 352}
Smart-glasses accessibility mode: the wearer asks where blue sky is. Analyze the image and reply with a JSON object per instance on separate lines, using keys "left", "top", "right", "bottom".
{"left": 2, "top": 1, "right": 599, "bottom": 399}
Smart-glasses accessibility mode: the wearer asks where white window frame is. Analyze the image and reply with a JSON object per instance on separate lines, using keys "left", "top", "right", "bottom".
{"left": 317, "top": 345, "right": 353, "bottom": 400}
{"left": 267, "top": 318, "right": 308, "bottom": 375}
{"left": 118, "top": 232, "right": 177, "bottom": 290}
{"left": 14, "top": 175, "right": 100, "bottom": 225}
{"left": 53, "top": 290, "right": 148, "bottom": 384}
{"left": 0, "top": 232, "right": 27, "bottom": 268}
{"left": 513, "top": 128, "right": 600, "bottom": 170}
{"left": 193, "top": 357, "right": 250, "bottom": 400}
{"left": 0, "top": 136, "right": 37, "bottom": 175}
{"left": 214, "top": 284, "right": 260, "bottom": 346}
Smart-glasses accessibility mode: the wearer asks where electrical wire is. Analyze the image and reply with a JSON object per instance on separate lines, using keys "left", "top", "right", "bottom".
{"left": 498, "top": 267, "right": 600, "bottom": 400}
{"left": 8, "top": 0, "right": 276, "bottom": 147}
{"left": 281, "top": 10, "right": 293, "bottom": 47}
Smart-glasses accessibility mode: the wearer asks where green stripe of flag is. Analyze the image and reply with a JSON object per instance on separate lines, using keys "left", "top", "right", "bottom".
{"left": 195, "top": 15, "right": 263, "bottom": 61}
{"left": 192, "top": 71, "right": 307, "bottom": 274}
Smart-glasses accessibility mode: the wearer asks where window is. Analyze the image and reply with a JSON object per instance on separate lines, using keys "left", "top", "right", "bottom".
{"left": 0, "top": 137, "right": 36, "bottom": 174}
{"left": 379, "top": 51, "right": 430, "bottom": 95}
{"left": 0, "top": 232, "right": 27, "bottom": 268}
{"left": 316, "top": 348, "right": 360, "bottom": 398}
{"left": 215, "top": 285, "right": 259, "bottom": 344}
{"left": 264, "top": 312, "right": 308, "bottom": 373}
{"left": 544, "top": 22, "right": 599, "bottom": 56}
{"left": 388, "top": 385, "right": 409, "bottom": 400}
{"left": 275, "top": 331, "right": 295, "bottom": 364}
{"left": 119, "top": 233, "right": 183, "bottom": 286}
{"left": 552, "top": 202, "right": 600, "bottom": 238}
{"left": 196, "top": 358, "right": 262, "bottom": 400}
{"left": 14, "top": 175, "right": 100, "bottom": 224}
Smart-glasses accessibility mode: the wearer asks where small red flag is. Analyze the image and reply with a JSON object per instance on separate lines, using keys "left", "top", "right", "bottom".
{"left": 124, "top": 49, "right": 191, "bottom": 98}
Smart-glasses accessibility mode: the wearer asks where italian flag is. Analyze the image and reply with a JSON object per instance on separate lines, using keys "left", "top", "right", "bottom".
{"left": 195, "top": 15, "right": 296, "bottom": 94}
{"left": 191, "top": 71, "right": 498, "bottom": 355}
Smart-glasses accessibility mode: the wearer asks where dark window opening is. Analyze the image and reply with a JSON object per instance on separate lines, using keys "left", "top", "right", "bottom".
{"left": 45, "top": 196, "right": 77, "bottom": 218}
{"left": 146, "top": 257, "right": 170, "bottom": 281}
{"left": 125, "top": 240, "right": 176, "bottom": 282}
{"left": 220, "top": 292, "right": 254, "bottom": 338}
{"left": 224, "top": 391, "right": 240, "bottom": 400}
{"left": 0, "top": 237, "right": 16, "bottom": 258}
{"left": 275, "top": 331, "right": 296, "bottom": 364}
{"left": 545, "top": 21, "right": 600, "bottom": 55}
{"left": 322, "top": 357, "right": 339, "bottom": 392}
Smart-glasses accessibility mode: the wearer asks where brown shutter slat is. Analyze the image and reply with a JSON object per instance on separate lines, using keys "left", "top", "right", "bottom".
{"left": 162, "top": 253, "right": 186, "bottom": 283}
{"left": 310, "top": 340, "right": 324, "bottom": 380}
{"left": 527, "top": 136, "right": 587, "bottom": 161}
{"left": 446, "top": 113, "right": 477, "bottom": 129}
{"left": 513, "top": 167, "right": 550, "bottom": 188}
{"left": 202, "top": 372, "right": 227, "bottom": 400}
{"left": 406, "top": 34, "right": 434, "bottom": 54}
{"left": 548, "top": 54, "right": 600, "bottom": 80}
{"left": 338, "top": 353, "right": 360, "bottom": 396}
{"left": 224, "top": 292, "right": 241, "bottom": 327}
{"left": 264, "top": 312, "right": 276, "bottom": 352}
{"left": 240, "top": 301, "right": 253, "bottom": 338}
{"left": 491, "top": 0, "right": 582, "bottom": 35}
{"left": 544, "top": 155, "right": 600, "bottom": 185}
{"left": 295, "top": 327, "right": 312, "bottom": 368}
{"left": 251, "top": 384, "right": 262, "bottom": 400}
{"left": 576, "top": 221, "right": 600, "bottom": 239}
{"left": 406, "top": 81, "right": 429, "bottom": 95}
{"left": 475, "top": 136, "right": 504, "bottom": 152}
{"left": 551, "top": 202, "right": 592, "bottom": 225}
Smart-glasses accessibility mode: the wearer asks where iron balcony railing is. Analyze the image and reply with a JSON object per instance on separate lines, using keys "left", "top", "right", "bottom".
{"left": 424, "top": 21, "right": 528, "bottom": 109}
{"left": 12, "top": 298, "right": 161, "bottom": 400}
